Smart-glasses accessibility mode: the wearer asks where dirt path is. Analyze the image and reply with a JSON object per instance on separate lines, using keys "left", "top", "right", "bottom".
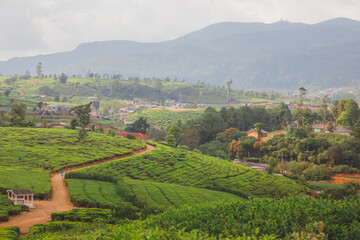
{"left": 319, "top": 173, "right": 360, "bottom": 185}
{"left": 0, "top": 145, "right": 155, "bottom": 235}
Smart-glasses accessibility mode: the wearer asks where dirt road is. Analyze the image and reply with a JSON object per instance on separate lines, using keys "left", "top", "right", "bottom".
{"left": 0, "top": 145, "right": 155, "bottom": 234}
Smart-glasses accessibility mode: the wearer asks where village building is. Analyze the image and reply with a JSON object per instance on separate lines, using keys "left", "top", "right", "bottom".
{"left": 312, "top": 123, "right": 352, "bottom": 135}
{"left": 6, "top": 189, "right": 34, "bottom": 208}
{"left": 247, "top": 129, "right": 267, "bottom": 139}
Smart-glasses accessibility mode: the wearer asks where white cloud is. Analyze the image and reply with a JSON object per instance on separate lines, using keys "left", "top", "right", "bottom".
{"left": 0, "top": 0, "right": 359, "bottom": 60}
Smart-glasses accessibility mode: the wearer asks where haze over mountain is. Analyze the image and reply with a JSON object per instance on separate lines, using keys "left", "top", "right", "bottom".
{"left": 1, "top": 17, "right": 360, "bottom": 90}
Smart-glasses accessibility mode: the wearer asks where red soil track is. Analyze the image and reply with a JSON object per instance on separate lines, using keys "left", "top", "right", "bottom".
{"left": 0, "top": 145, "right": 155, "bottom": 235}
{"left": 319, "top": 173, "right": 360, "bottom": 185}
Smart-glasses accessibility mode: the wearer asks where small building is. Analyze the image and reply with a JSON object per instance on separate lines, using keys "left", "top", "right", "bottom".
{"left": 312, "top": 123, "right": 352, "bottom": 135}
{"left": 6, "top": 189, "right": 34, "bottom": 208}
{"left": 247, "top": 129, "right": 267, "bottom": 139}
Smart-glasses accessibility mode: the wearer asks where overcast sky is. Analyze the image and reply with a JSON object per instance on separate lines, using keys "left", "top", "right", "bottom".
{"left": 0, "top": 0, "right": 359, "bottom": 61}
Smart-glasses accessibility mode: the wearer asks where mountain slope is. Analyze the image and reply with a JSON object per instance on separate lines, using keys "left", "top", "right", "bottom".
{"left": 1, "top": 18, "right": 360, "bottom": 90}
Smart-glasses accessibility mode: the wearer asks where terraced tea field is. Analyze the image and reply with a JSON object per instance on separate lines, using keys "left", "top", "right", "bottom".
{"left": 0, "top": 127, "right": 146, "bottom": 171}
{"left": 67, "top": 145, "right": 307, "bottom": 197}
{"left": 66, "top": 178, "right": 243, "bottom": 209}
{"left": 66, "top": 179, "right": 130, "bottom": 208}
{"left": 123, "top": 178, "right": 243, "bottom": 207}
{"left": 0, "top": 167, "right": 50, "bottom": 199}
{"left": 0, "top": 127, "right": 147, "bottom": 222}
{"left": 0, "top": 196, "right": 22, "bottom": 222}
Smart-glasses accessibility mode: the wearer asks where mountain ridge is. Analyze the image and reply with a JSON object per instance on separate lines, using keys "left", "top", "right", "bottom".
{"left": 1, "top": 17, "right": 360, "bottom": 90}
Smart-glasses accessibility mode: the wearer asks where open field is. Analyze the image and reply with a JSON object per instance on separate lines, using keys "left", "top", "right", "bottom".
{"left": 67, "top": 144, "right": 307, "bottom": 197}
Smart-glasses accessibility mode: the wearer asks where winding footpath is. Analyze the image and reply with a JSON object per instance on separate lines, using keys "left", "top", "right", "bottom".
{"left": 0, "top": 145, "right": 155, "bottom": 235}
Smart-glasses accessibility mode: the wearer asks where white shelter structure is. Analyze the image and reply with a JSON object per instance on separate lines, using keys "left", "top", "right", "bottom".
{"left": 6, "top": 189, "right": 34, "bottom": 208}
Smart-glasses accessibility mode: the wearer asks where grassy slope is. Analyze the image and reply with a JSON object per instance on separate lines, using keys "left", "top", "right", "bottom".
{"left": 66, "top": 178, "right": 243, "bottom": 209}
{"left": 0, "top": 167, "right": 50, "bottom": 198}
{"left": 66, "top": 179, "right": 130, "bottom": 208}
{"left": 0, "top": 127, "right": 145, "bottom": 199}
{"left": 0, "top": 127, "right": 146, "bottom": 170}
{"left": 68, "top": 145, "right": 306, "bottom": 197}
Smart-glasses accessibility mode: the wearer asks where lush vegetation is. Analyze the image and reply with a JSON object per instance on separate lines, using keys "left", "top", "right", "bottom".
{"left": 67, "top": 145, "right": 306, "bottom": 197}
{"left": 0, "top": 128, "right": 145, "bottom": 198}
{"left": 66, "top": 179, "right": 129, "bottom": 208}
{"left": 0, "top": 75, "right": 287, "bottom": 105}
{"left": 0, "top": 226, "right": 20, "bottom": 240}
{"left": 66, "top": 177, "right": 243, "bottom": 211}
{"left": 51, "top": 208, "right": 112, "bottom": 223}
{"left": 145, "top": 196, "right": 360, "bottom": 239}
{"left": 122, "top": 178, "right": 242, "bottom": 208}
{"left": 0, "top": 167, "right": 50, "bottom": 199}
{"left": 0, "top": 127, "right": 145, "bottom": 171}
{"left": 26, "top": 196, "right": 360, "bottom": 239}
{"left": 0, "top": 196, "right": 23, "bottom": 222}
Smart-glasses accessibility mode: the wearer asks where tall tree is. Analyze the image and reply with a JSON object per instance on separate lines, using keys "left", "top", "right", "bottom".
{"left": 321, "top": 94, "right": 330, "bottom": 132}
{"left": 59, "top": 73, "right": 68, "bottom": 84}
{"left": 296, "top": 87, "right": 307, "bottom": 127}
{"left": 36, "top": 62, "right": 42, "bottom": 78}
{"left": 226, "top": 78, "right": 233, "bottom": 102}
{"left": 10, "top": 103, "right": 27, "bottom": 126}
{"left": 24, "top": 70, "right": 31, "bottom": 80}
{"left": 198, "top": 107, "right": 226, "bottom": 144}
{"left": 126, "top": 117, "right": 150, "bottom": 134}
{"left": 166, "top": 125, "right": 182, "bottom": 146}
{"left": 73, "top": 103, "right": 91, "bottom": 141}
{"left": 237, "top": 106, "right": 255, "bottom": 131}
{"left": 336, "top": 99, "right": 360, "bottom": 127}
{"left": 254, "top": 123, "right": 265, "bottom": 139}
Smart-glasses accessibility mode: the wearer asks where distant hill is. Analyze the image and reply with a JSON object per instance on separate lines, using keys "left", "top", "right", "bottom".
{"left": 1, "top": 17, "right": 360, "bottom": 90}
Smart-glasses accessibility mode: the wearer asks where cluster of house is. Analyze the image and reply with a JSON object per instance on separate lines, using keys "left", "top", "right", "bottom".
{"left": 37, "top": 104, "right": 73, "bottom": 116}
{"left": 120, "top": 98, "right": 190, "bottom": 109}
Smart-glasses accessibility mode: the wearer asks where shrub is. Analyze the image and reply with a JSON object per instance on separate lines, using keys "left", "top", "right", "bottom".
{"left": 302, "top": 164, "right": 332, "bottom": 181}
{"left": 126, "top": 134, "right": 136, "bottom": 140}
{"left": 51, "top": 208, "right": 111, "bottom": 223}
{"left": 0, "top": 226, "right": 20, "bottom": 240}
{"left": 246, "top": 157, "right": 260, "bottom": 163}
